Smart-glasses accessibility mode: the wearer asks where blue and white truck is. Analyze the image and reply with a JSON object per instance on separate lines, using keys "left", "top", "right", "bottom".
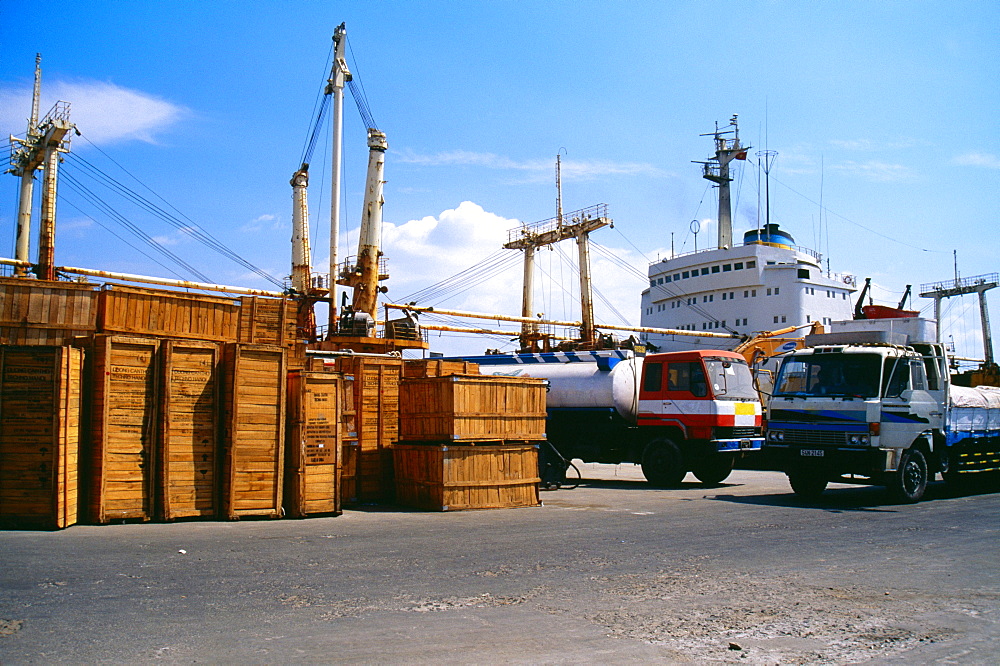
{"left": 765, "top": 325, "right": 1000, "bottom": 502}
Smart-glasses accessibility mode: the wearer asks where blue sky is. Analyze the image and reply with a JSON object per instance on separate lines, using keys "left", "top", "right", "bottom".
{"left": 1, "top": 1, "right": 998, "bottom": 358}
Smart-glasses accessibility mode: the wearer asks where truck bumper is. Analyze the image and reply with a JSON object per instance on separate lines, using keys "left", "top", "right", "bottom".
{"left": 764, "top": 443, "right": 893, "bottom": 476}
{"left": 712, "top": 437, "right": 764, "bottom": 453}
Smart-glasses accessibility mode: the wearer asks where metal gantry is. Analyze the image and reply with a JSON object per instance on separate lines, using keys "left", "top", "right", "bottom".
{"left": 920, "top": 272, "right": 999, "bottom": 365}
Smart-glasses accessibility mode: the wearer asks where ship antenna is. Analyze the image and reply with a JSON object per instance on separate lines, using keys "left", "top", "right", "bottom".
{"left": 756, "top": 149, "right": 777, "bottom": 233}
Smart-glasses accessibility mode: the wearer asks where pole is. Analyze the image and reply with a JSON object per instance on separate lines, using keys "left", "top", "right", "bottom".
{"left": 979, "top": 288, "right": 994, "bottom": 366}
{"left": 328, "top": 23, "right": 350, "bottom": 337}
{"left": 36, "top": 144, "right": 60, "bottom": 280}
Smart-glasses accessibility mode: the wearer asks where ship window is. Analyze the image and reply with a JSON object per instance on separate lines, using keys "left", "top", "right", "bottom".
{"left": 722, "top": 320, "right": 726, "bottom": 327}
{"left": 709, "top": 294, "right": 714, "bottom": 302}
{"left": 665, "top": 275, "right": 672, "bottom": 283}
{"left": 723, "top": 264, "right": 732, "bottom": 272}
{"left": 806, "top": 315, "right": 811, "bottom": 323}
{"left": 767, "top": 288, "right": 772, "bottom": 296}
{"left": 722, "top": 293, "right": 727, "bottom": 300}
{"left": 657, "top": 277, "right": 663, "bottom": 285}
{"left": 682, "top": 271, "right": 690, "bottom": 279}
{"left": 798, "top": 269, "right": 810, "bottom": 279}
{"left": 711, "top": 265, "right": 720, "bottom": 273}
{"left": 843, "top": 293, "right": 847, "bottom": 299}
{"left": 650, "top": 280, "right": 656, "bottom": 288}
{"left": 775, "top": 287, "right": 780, "bottom": 295}
{"left": 744, "top": 290, "right": 749, "bottom": 298}
{"left": 701, "top": 267, "right": 710, "bottom": 275}
{"left": 747, "top": 261, "right": 756, "bottom": 268}
{"left": 752, "top": 289, "right": 757, "bottom": 297}
{"left": 730, "top": 292, "right": 735, "bottom": 299}
{"left": 734, "top": 262, "right": 744, "bottom": 270}
{"left": 781, "top": 315, "right": 787, "bottom": 323}
{"left": 774, "top": 316, "right": 779, "bottom": 323}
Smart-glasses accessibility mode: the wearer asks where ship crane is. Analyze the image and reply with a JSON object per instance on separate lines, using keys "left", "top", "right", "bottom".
{"left": 298, "top": 23, "right": 426, "bottom": 354}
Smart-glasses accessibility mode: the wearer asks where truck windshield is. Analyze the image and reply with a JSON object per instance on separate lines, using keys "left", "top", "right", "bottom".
{"left": 773, "top": 353, "right": 882, "bottom": 398}
{"left": 703, "top": 357, "right": 758, "bottom": 401}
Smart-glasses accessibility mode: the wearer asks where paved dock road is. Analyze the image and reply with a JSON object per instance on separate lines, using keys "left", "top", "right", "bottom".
{"left": 1, "top": 467, "right": 998, "bottom": 663}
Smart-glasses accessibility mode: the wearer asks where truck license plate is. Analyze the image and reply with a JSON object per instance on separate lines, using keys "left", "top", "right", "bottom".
{"left": 739, "top": 439, "right": 753, "bottom": 449}
{"left": 800, "top": 449, "right": 825, "bottom": 457}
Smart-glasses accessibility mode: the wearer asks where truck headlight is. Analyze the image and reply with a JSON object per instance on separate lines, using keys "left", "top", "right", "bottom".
{"left": 848, "top": 434, "right": 871, "bottom": 445}
{"left": 767, "top": 431, "right": 784, "bottom": 442}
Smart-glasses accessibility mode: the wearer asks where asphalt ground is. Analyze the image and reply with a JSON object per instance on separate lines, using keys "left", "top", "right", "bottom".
{"left": 1, "top": 466, "right": 998, "bottom": 664}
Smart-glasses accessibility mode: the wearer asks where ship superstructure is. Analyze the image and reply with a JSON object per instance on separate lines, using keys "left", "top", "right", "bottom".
{"left": 639, "top": 118, "right": 856, "bottom": 351}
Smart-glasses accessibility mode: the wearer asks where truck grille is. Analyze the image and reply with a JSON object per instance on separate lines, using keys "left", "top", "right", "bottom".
{"left": 782, "top": 430, "right": 846, "bottom": 446}
{"left": 716, "top": 426, "right": 758, "bottom": 439}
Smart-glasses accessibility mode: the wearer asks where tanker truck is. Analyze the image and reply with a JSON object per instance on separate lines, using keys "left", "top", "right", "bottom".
{"left": 765, "top": 327, "right": 1000, "bottom": 502}
{"left": 457, "top": 349, "right": 764, "bottom": 486}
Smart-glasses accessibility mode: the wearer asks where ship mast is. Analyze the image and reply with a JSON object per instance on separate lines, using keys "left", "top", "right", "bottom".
{"left": 697, "top": 115, "right": 750, "bottom": 250}
{"left": 327, "top": 22, "right": 350, "bottom": 337}
{"left": 8, "top": 53, "right": 74, "bottom": 281}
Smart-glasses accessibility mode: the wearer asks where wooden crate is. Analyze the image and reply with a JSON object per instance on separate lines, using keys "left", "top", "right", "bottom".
{"left": 286, "top": 372, "right": 343, "bottom": 517}
{"left": 158, "top": 340, "right": 221, "bottom": 520}
{"left": 98, "top": 284, "right": 239, "bottom": 343}
{"left": 0, "top": 277, "right": 98, "bottom": 346}
{"left": 341, "top": 441, "right": 359, "bottom": 505}
{"left": 0, "top": 346, "right": 83, "bottom": 529}
{"left": 340, "top": 373, "right": 358, "bottom": 505}
{"left": 402, "top": 359, "right": 480, "bottom": 378}
{"left": 334, "top": 356, "right": 402, "bottom": 502}
{"left": 399, "top": 375, "right": 547, "bottom": 442}
{"left": 88, "top": 335, "right": 159, "bottom": 523}
{"left": 222, "top": 343, "right": 286, "bottom": 519}
{"left": 393, "top": 444, "right": 540, "bottom": 511}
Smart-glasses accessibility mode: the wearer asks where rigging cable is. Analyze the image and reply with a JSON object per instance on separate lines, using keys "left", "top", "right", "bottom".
{"left": 65, "top": 139, "right": 285, "bottom": 288}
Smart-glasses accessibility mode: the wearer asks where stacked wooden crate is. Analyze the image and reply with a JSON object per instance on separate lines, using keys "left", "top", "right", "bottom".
{"left": 334, "top": 356, "right": 402, "bottom": 503}
{"left": 222, "top": 343, "right": 286, "bottom": 520}
{"left": 0, "top": 346, "right": 83, "bottom": 529}
{"left": 395, "top": 371, "right": 546, "bottom": 511}
{"left": 159, "top": 340, "right": 221, "bottom": 520}
{"left": 88, "top": 335, "right": 160, "bottom": 523}
{"left": 285, "top": 371, "right": 343, "bottom": 517}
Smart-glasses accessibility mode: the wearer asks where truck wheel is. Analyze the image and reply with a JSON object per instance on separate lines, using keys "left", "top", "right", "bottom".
{"left": 641, "top": 438, "right": 686, "bottom": 487}
{"left": 787, "top": 468, "right": 828, "bottom": 498}
{"left": 692, "top": 456, "right": 735, "bottom": 485}
{"left": 888, "top": 448, "right": 928, "bottom": 503}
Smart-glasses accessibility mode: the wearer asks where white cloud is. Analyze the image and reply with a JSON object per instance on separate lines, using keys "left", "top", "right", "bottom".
{"left": 953, "top": 152, "right": 1000, "bottom": 169}
{"left": 0, "top": 79, "right": 189, "bottom": 145}
{"left": 395, "top": 149, "right": 663, "bottom": 183}
{"left": 241, "top": 213, "right": 284, "bottom": 233}
{"left": 364, "top": 201, "right": 646, "bottom": 355}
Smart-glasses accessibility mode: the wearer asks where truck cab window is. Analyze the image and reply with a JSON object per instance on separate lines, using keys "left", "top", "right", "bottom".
{"left": 643, "top": 362, "right": 663, "bottom": 392}
{"left": 882, "top": 357, "right": 910, "bottom": 397}
{"left": 667, "top": 362, "right": 708, "bottom": 397}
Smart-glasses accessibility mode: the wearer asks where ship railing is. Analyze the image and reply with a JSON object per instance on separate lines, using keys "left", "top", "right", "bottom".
{"left": 505, "top": 203, "right": 609, "bottom": 245}
{"left": 920, "top": 272, "right": 999, "bottom": 294}
{"left": 650, "top": 241, "right": 823, "bottom": 265}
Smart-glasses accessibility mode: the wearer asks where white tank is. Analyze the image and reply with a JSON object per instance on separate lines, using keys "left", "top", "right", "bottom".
{"left": 474, "top": 351, "right": 644, "bottom": 423}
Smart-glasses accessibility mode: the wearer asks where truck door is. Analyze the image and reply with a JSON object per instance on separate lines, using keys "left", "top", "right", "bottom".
{"left": 880, "top": 355, "right": 936, "bottom": 449}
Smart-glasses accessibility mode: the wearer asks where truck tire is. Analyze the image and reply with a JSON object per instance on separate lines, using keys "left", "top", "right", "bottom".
{"left": 787, "top": 468, "right": 828, "bottom": 498}
{"left": 641, "top": 438, "right": 686, "bottom": 487}
{"left": 888, "top": 447, "right": 928, "bottom": 503}
{"left": 692, "top": 456, "right": 735, "bottom": 485}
